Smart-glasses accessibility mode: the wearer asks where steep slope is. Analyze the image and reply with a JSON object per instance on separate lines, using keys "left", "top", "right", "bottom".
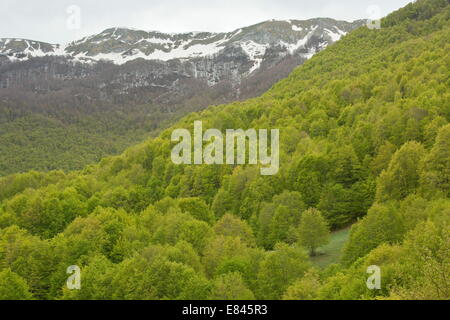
{"left": 0, "top": 19, "right": 365, "bottom": 95}
{"left": 0, "top": 0, "right": 448, "bottom": 300}
{"left": 1, "top": 19, "right": 363, "bottom": 65}
{"left": 0, "top": 19, "right": 365, "bottom": 176}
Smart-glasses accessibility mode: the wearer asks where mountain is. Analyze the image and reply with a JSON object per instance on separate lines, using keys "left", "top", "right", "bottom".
{"left": 1, "top": 19, "right": 363, "bottom": 65}
{"left": 0, "top": 0, "right": 448, "bottom": 301}
{"left": 0, "top": 19, "right": 365, "bottom": 93}
{"left": 0, "top": 18, "right": 365, "bottom": 176}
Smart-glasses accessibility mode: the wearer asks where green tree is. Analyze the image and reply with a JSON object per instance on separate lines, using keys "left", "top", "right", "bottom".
{"left": 387, "top": 218, "right": 450, "bottom": 300}
{"left": 371, "top": 141, "right": 397, "bottom": 176}
{"left": 213, "top": 213, "right": 256, "bottom": 246}
{"left": 376, "top": 141, "right": 426, "bottom": 202}
{"left": 257, "top": 191, "right": 305, "bottom": 249}
{"left": 179, "top": 220, "right": 215, "bottom": 253}
{"left": 342, "top": 203, "right": 404, "bottom": 265}
{"left": 208, "top": 272, "right": 255, "bottom": 300}
{"left": 62, "top": 255, "right": 115, "bottom": 300}
{"left": 257, "top": 243, "right": 310, "bottom": 299}
{"left": 179, "top": 197, "right": 215, "bottom": 225}
{"left": 282, "top": 269, "right": 321, "bottom": 300}
{"left": 0, "top": 269, "right": 33, "bottom": 300}
{"left": 202, "top": 236, "right": 251, "bottom": 277}
{"left": 420, "top": 124, "right": 450, "bottom": 198}
{"left": 297, "top": 208, "right": 330, "bottom": 256}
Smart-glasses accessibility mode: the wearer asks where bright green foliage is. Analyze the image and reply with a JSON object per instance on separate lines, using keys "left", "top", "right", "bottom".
{"left": 61, "top": 255, "right": 116, "bottom": 300}
{"left": 420, "top": 125, "right": 450, "bottom": 198}
{"left": 319, "top": 244, "right": 404, "bottom": 300}
{"left": 342, "top": 203, "right": 405, "bottom": 265}
{"left": 257, "top": 243, "right": 311, "bottom": 299}
{"left": 0, "top": 0, "right": 449, "bottom": 300}
{"left": 179, "top": 197, "right": 215, "bottom": 225}
{"left": 282, "top": 269, "right": 321, "bottom": 300}
{"left": 319, "top": 216, "right": 449, "bottom": 300}
{"left": 376, "top": 142, "right": 426, "bottom": 202}
{"left": 257, "top": 191, "right": 305, "bottom": 249}
{"left": 388, "top": 220, "right": 450, "bottom": 300}
{"left": 213, "top": 213, "right": 256, "bottom": 246}
{"left": 0, "top": 269, "right": 33, "bottom": 300}
{"left": 297, "top": 209, "right": 330, "bottom": 256}
{"left": 202, "top": 236, "right": 252, "bottom": 277}
{"left": 208, "top": 272, "right": 256, "bottom": 300}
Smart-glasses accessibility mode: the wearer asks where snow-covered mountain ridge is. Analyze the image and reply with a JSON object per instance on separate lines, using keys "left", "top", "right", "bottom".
{"left": 0, "top": 18, "right": 365, "bottom": 105}
{"left": 1, "top": 19, "right": 365, "bottom": 70}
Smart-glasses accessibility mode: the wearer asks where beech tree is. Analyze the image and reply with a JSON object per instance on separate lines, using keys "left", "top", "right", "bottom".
{"left": 257, "top": 243, "right": 310, "bottom": 299}
{"left": 297, "top": 208, "right": 330, "bottom": 256}
{"left": 208, "top": 272, "right": 255, "bottom": 300}
{"left": 376, "top": 141, "right": 426, "bottom": 202}
{"left": 283, "top": 269, "right": 321, "bottom": 300}
{"left": 0, "top": 269, "right": 33, "bottom": 300}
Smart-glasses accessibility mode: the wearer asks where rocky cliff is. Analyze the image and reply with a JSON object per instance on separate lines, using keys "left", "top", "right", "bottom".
{"left": 0, "top": 19, "right": 366, "bottom": 103}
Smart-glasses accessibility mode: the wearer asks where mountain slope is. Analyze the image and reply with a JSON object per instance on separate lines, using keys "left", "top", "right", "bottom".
{"left": 0, "top": 19, "right": 365, "bottom": 93}
{"left": 0, "top": 18, "right": 365, "bottom": 176}
{"left": 1, "top": 19, "right": 363, "bottom": 66}
{"left": 0, "top": 0, "right": 448, "bottom": 300}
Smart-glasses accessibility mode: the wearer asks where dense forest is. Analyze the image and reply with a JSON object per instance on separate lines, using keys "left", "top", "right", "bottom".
{"left": 0, "top": 0, "right": 449, "bottom": 300}
{"left": 0, "top": 18, "right": 340, "bottom": 177}
{"left": 0, "top": 79, "right": 221, "bottom": 176}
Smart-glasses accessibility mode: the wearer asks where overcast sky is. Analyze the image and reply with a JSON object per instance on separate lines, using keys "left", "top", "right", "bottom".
{"left": 1, "top": 0, "right": 412, "bottom": 43}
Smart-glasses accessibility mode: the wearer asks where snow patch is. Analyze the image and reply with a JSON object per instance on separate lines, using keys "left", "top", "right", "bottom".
{"left": 324, "top": 28, "right": 346, "bottom": 42}
{"left": 1, "top": 23, "right": 350, "bottom": 66}
{"left": 240, "top": 40, "right": 270, "bottom": 74}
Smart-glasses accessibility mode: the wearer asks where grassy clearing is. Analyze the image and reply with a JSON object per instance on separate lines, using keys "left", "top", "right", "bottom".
{"left": 311, "top": 227, "right": 351, "bottom": 268}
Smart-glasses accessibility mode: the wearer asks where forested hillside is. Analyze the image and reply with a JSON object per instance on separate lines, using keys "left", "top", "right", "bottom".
{"left": 0, "top": 19, "right": 364, "bottom": 177}
{"left": 0, "top": 0, "right": 448, "bottom": 300}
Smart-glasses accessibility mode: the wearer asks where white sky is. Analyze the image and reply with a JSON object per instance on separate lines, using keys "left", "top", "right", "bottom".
{"left": 0, "top": 0, "right": 413, "bottom": 43}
